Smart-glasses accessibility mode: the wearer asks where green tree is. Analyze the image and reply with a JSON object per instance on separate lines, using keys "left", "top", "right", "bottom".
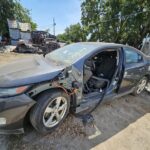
{"left": 13, "top": 0, "right": 37, "bottom": 31}
{"left": 81, "top": 0, "right": 150, "bottom": 47}
{"left": 0, "top": 0, "right": 37, "bottom": 35}
{"left": 57, "top": 23, "right": 86, "bottom": 43}
{"left": 57, "top": 33, "right": 68, "bottom": 42}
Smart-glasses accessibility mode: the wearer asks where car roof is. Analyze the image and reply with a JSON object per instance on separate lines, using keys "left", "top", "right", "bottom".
{"left": 77, "top": 42, "right": 147, "bottom": 57}
{"left": 77, "top": 42, "right": 142, "bottom": 53}
{"left": 78, "top": 42, "right": 124, "bottom": 47}
{"left": 78, "top": 42, "right": 150, "bottom": 62}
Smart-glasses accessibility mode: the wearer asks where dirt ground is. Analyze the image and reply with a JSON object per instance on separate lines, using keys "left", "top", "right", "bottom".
{"left": 0, "top": 53, "right": 150, "bottom": 150}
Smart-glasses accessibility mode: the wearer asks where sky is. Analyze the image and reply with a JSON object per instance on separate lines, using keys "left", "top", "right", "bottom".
{"left": 20, "top": 0, "right": 81, "bottom": 35}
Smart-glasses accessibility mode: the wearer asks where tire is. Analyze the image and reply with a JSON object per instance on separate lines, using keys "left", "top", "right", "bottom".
{"left": 30, "top": 89, "right": 70, "bottom": 134}
{"left": 132, "top": 77, "right": 148, "bottom": 96}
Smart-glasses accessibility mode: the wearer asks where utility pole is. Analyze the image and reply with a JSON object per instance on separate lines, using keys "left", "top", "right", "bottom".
{"left": 53, "top": 18, "right": 56, "bottom": 36}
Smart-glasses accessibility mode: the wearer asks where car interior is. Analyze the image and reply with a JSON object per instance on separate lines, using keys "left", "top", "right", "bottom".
{"left": 83, "top": 50, "right": 118, "bottom": 94}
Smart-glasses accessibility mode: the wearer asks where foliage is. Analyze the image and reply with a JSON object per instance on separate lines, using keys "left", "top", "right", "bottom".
{"left": 57, "top": 23, "right": 86, "bottom": 43}
{"left": 13, "top": 1, "right": 37, "bottom": 31}
{"left": 0, "top": 0, "right": 37, "bottom": 34}
{"left": 57, "top": 33, "right": 69, "bottom": 43}
{"left": 81, "top": 0, "right": 150, "bottom": 47}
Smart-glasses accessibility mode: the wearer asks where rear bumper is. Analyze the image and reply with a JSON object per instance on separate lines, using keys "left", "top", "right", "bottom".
{"left": 0, "top": 94, "right": 35, "bottom": 134}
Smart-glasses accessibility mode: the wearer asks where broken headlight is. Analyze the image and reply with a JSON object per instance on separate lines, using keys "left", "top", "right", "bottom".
{"left": 0, "top": 86, "right": 29, "bottom": 97}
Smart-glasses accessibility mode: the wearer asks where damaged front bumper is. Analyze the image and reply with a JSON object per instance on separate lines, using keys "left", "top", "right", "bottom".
{"left": 0, "top": 94, "right": 35, "bottom": 134}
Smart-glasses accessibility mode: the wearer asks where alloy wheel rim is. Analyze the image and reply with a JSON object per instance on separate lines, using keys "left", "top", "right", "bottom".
{"left": 43, "top": 97, "right": 67, "bottom": 128}
{"left": 137, "top": 79, "right": 147, "bottom": 94}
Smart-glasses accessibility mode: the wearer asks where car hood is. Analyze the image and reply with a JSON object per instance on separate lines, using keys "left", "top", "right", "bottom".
{"left": 0, "top": 55, "right": 65, "bottom": 88}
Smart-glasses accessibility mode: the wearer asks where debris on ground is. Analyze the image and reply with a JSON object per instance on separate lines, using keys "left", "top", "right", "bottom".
{"left": 14, "top": 40, "right": 42, "bottom": 54}
{"left": 81, "top": 114, "right": 95, "bottom": 126}
{"left": 0, "top": 45, "right": 16, "bottom": 53}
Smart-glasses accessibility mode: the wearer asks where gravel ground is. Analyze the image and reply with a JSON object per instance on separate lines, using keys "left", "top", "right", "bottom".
{"left": 0, "top": 53, "right": 150, "bottom": 150}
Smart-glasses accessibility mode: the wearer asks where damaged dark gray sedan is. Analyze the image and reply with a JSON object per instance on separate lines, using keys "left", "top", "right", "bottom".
{"left": 0, "top": 42, "right": 150, "bottom": 134}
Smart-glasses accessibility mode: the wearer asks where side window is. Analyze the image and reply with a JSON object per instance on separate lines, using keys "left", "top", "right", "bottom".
{"left": 124, "top": 48, "right": 143, "bottom": 64}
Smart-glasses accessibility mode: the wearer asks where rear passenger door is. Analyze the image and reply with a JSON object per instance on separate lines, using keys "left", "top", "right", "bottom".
{"left": 119, "top": 47, "right": 146, "bottom": 93}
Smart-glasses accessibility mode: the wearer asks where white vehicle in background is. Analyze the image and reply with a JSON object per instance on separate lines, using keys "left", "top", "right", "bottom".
{"left": 141, "top": 34, "right": 150, "bottom": 55}
{"left": 141, "top": 34, "right": 150, "bottom": 92}
{"left": 0, "top": 35, "right": 2, "bottom": 42}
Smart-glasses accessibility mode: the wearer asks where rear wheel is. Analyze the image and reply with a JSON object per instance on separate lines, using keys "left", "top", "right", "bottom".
{"left": 133, "top": 77, "right": 148, "bottom": 95}
{"left": 30, "top": 89, "right": 70, "bottom": 134}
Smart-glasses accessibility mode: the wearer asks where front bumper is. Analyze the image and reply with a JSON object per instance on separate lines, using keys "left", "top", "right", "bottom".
{"left": 0, "top": 94, "right": 35, "bottom": 134}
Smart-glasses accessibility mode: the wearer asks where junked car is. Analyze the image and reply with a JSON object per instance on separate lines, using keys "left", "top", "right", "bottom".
{"left": 0, "top": 42, "right": 150, "bottom": 134}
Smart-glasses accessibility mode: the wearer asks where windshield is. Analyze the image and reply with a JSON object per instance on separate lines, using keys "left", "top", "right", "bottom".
{"left": 46, "top": 43, "right": 99, "bottom": 65}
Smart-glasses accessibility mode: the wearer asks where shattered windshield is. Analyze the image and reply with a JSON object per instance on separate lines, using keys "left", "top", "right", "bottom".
{"left": 46, "top": 43, "right": 98, "bottom": 65}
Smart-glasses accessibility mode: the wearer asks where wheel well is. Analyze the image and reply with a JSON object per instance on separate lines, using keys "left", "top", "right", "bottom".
{"left": 24, "top": 87, "right": 76, "bottom": 128}
{"left": 27, "top": 87, "right": 76, "bottom": 112}
{"left": 31, "top": 87, "right": 77, "bottom": 108}
{"left": 23, "top": 88, "right": 65, "bottom": 124}
{"left": 24, "top": 87, "right": 77, "bottom": 128}
{"left": 32, "top": 88, "right": 64, "bottom": 101}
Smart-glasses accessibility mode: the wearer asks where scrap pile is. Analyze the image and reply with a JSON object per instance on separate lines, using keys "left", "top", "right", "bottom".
{"left": 31, "top": 31, "right": 60, "bottom": 54}
{"left": 7, "top": 19, "right": 60, "bottom": 54}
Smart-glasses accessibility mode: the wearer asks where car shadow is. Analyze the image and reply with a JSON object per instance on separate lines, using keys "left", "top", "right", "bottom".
{"left": 5, "top": 92, "right": 150, "bottom": 150}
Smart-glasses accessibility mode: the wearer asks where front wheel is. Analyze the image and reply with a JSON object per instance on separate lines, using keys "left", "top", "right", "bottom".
{"left": 133, "top": 77, "right": 148, "bottom": 95}
{"left": 30, "top": 89, "right": 70, "bottom": 134}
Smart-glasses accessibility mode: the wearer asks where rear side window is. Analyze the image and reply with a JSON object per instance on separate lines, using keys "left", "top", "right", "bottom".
{"left": 124, "top": 48, "right": 143, "bottom": 64}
